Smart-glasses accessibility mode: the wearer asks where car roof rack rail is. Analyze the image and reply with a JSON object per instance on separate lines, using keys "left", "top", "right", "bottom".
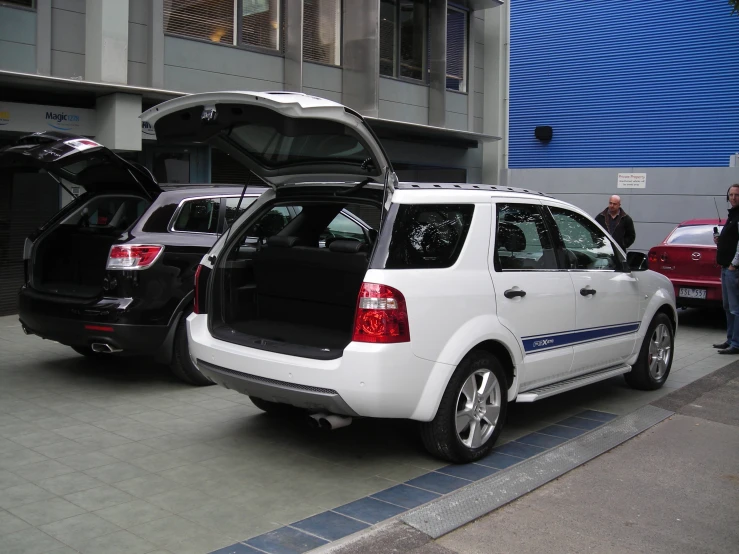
{"left": 396, "top": 182, "right": 551, "bottom": 197}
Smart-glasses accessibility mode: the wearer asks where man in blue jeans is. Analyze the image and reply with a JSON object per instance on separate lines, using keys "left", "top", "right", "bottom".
{"left": 714, "top": 183, "right": 739, "bottom": 354}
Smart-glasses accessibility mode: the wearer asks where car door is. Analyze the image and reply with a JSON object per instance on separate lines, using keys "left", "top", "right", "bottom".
{"left": 490, "top": 200, "right": 577, "bottom": 391}
{"left": 545, "top": 204, "right": 641, "bottom": 373}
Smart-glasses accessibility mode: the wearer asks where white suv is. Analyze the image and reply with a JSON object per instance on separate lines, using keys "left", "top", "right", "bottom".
{"left": 142, "top": 92, "right": 677, "bottom": 463}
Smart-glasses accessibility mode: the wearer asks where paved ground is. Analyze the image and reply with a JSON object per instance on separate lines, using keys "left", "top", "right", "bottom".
{"left": 0, "top": 308, "right": 733, "bottom": 554}
{"left": 433, "top": 365, "right": 739, "bottom": 554}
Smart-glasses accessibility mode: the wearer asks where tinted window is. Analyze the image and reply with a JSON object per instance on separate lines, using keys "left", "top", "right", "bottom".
{"left": 549, "top": 207, "right": 619, "bottom": 270}
{"left": 61, "top": 195, "right": 149, "bottom": 231}
{"left": 321, "top": 213, "right": 367, "bottom": 246}
{"left": 667, "top": 225, "right": 721, "bottom": 245}
{"left": 385, "top": 204, "right": 474, "bottom": 269}
{"left": 224, "top": 197, "right": 257, "bottom": 227}
{"left": 229, "top": 123, "right": 370, "bottom": 168}
{"left": 173, "top": 198, "right": 220, "bottom": 233}
{"left": 495, "top": 204, "right": 558, "bottom": 271}
{"left": 250, "top": 206, "right": 293, "bottom": 240}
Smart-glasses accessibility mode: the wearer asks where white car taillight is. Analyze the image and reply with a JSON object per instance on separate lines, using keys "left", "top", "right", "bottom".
{"left": 106, "top": 245, "right": 164, "bottom": 270}
{"left": 352, "top": 283, "right": 410, "bottom": 343}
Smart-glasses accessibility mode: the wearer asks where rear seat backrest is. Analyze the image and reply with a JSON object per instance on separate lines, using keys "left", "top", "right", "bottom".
{"left": 254, "top": 236, "right": 369, "bottom": 311}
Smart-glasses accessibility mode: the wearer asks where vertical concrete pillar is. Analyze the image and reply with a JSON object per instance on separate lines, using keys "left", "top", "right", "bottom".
{"left": 284, "top": 0, "right": 303, "bottom": 92}
{"left": 482, "top": 1, "right": 509, "bottom": 186}
{"left": 36, "top": 0, "right": 51, "bottom": 75}
{"left": 85, "top": 0, "right": 130, "bottom": 84}
{"left": 95, "top": 93, "right": 142, "bottom": 151}
{"left": 342, "top": 0, "right": 379, "bottom": 117}
{"left": 148, "top": 0, "right": 164, "bottom": 89}
{"left": 428, "top": 0, "right": 447, "bottom": 128}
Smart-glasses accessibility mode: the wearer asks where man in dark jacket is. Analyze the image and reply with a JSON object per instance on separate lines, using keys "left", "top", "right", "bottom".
{"left": 713, "top": 183, "right": 739, "bottom": 354}
{"left": 595, "top": 195, "right": 636, "bottom": 251}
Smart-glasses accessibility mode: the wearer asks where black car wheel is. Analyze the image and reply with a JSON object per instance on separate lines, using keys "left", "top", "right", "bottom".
{"left": 421, "top": 350, "right": 508, "bottom": 463}
{"left": 170, "top": 314, "right": 213, "bottom": 386}
{"left": 625, "top": 313, "right": 673, "bottom": 390}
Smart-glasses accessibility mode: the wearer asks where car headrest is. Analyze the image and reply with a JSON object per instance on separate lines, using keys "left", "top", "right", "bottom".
{"left": 498, "top": 223, "right": 526, "bottom": 253}
{"left": 266, "top": 235, "right": 301, "bottom": 248}
{"left": 328, "top": 240, "right": 368, "bottom": 253}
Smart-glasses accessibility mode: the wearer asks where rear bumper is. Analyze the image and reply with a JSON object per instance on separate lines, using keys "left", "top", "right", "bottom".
{"left": 187, "top": 313, "right": 451, "bottom": 421}
{"left": 18, "top": 288, "right": 170, "bottom": 353}
{"left": 196, "top": 360, "right": 359, "bottom": 416}
{"left": 668, "top": 279, "right": 722, "bottom": 306}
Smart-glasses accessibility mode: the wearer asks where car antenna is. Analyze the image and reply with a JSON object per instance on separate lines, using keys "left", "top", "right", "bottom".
{"left": 714, "top": 197, "right": 723, "bottom": 225}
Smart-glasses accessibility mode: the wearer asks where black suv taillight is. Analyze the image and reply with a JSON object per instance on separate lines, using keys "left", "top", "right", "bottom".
{"left": 194, "top": 264, "right": 211, "bottom": 314}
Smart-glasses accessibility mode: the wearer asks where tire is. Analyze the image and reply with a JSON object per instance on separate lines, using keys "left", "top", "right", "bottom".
{"left": 421, "top": 350, "right": 508, "bottom": 463}
{"left": 169, "top": 314, "right": 213, "bottom": 386}
{"left": 249, "top": 396, "right": 300, "bottom": 416}
{"left": 71, "top": 346, "right": 111, "bottom": 360}
{"left": 624, "top": 313, "right": 673, "bottom": 391}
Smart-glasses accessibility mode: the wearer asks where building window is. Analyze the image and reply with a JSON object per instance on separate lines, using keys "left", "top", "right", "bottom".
{"left": 446, "top": 7, "right": 467, "bottom": 92}
{"left": 241, "top": 0, "right": 281, "bottom": 50}
{"left": 2, "top": 0, "right": 34, "bottom": 7}
{"left": 380, "top": 0, "right": 428, "bottom": 82}
{"left": 163, "top": 0, "right": 282, "bottom": 51}
{"left": 303, "top": 0, "right": 341, "bottom": 65}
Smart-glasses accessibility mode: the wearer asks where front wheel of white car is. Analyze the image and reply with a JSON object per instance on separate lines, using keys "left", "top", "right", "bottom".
{"left": 421, "top": 351, "right": 508, "bottom": 463}
{"left": 625, "top": 313, "right": 673, "bottom": 391}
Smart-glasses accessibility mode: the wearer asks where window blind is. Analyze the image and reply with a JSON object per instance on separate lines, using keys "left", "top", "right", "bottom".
{"left": 446, "top": 7, "right": 467, "bottom": 91}
{"left": 303, "top": 0, "right": 341, "bottom": 65}
{"left": 164, "top": 0, "right": 235, "bottom": 44}
{"left": 241, "top": 0, "right": 280, "bottom": 50}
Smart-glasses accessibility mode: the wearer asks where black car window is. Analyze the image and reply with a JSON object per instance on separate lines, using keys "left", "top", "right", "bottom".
{"left": 385, "top": 204, "right": 474, "bottom": 269}
{"left": 173, "top": 198, "right": 220, "bottom": 234}
{"left": 224, "top": 196, "right": 258, "bottom": 227}
{"left": 549, "top": 206, "right": 618, "bottom": 270}
{"left": 495, "top": 203, "right": 558, "bottom": 271}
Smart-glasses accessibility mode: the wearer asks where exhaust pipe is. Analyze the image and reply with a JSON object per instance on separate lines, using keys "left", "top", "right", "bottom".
{"left": 21, "top": 325, "right": 31, "bottom": 335}
{"left": 308, "top": 412, "right": 353, "bottom": 430}
{"left": 90, "top": 343, "right": 123, "bottom": 354}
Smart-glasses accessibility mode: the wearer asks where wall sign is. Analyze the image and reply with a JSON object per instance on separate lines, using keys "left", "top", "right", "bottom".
{"left": 0, "top": 101, "right": 96, "bottom": 135}
{"left": 617, "top": 172, "right": 647, "bottom": 189}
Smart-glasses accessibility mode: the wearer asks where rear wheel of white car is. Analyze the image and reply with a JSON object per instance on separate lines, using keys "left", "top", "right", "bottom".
{"left": 625, "top": 313, "right": 673, "bottom": 391}
{"left": 421, "top": 350, "right": 508, "bottom": 463}
{"left": 170, "top": 314, "right": 213, "bottom": 387}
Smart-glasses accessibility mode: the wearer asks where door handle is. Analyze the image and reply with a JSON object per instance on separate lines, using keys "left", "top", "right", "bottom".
{"left": 580, "top": 287, "right": 596, "bottom": 296}
{"left": 504, "top": 288, "right": 526, "bottom": 299}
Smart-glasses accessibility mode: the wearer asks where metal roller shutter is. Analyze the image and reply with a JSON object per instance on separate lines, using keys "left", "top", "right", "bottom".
{"left": 0, "top": 172, "right": 60, "bottom": 316}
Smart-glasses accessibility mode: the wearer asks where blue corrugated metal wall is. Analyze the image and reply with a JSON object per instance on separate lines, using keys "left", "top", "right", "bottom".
{"left": 509, "top": 1, "right": 739, "bottom": 168}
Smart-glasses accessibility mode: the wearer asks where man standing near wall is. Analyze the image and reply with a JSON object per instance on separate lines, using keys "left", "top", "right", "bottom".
{"left": 595, "top": 195, "right": 636, "bottom": 251}
{"left": 713, "top": 184, "right": 739, "bottom": 355}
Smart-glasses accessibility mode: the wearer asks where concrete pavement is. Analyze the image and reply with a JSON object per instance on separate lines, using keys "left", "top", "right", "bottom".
{"left": 324, "top": 361, "right": 739, "bottom": 554}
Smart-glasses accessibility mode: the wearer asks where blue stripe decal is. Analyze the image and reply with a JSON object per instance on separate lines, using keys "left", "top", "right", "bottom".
{"left": 522, "top": 323, "right": 640, "bottom": 353}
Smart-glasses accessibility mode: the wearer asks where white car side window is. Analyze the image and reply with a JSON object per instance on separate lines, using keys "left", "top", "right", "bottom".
{"left": 549, "top": 207, "right": 618, "bottom": 270}
{"left": 495, "top": 203, "right": 558, "bottom": 271}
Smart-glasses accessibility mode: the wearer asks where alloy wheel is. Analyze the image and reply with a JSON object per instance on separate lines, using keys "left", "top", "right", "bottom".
{"left": 647, "top": 323, "right": 672, "bottom": 380}
{"left": 455, "top": 369, "right": 501, "bottom": 448}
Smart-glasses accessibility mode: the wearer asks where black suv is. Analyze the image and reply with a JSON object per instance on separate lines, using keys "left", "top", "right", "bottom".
{"left": 1, "top": 132, "right": 267, "bottom": 385}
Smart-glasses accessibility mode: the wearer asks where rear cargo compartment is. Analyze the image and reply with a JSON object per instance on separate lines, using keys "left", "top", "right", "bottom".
{"left": 31, "top": 194, "right": 150, "bottom": 298}
{"left": 211, "top": 202, "right": 377, "bottom": 355}
{"left": 219, "top": 236, "right": 369, "bottom": 351}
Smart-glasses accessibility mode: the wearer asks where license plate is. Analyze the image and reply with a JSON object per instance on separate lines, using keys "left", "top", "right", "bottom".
{"left": 679, "top": 287, "right": 707, "bottom": 299}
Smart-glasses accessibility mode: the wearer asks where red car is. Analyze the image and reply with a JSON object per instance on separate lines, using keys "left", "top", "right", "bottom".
{"left": 648, "top": 219, "right": 722, "bottom": 309}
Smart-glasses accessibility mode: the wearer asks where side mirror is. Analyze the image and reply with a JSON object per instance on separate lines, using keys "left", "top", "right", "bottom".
{"left": 626, "top": 251, "right": 648, "bottom": 271}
